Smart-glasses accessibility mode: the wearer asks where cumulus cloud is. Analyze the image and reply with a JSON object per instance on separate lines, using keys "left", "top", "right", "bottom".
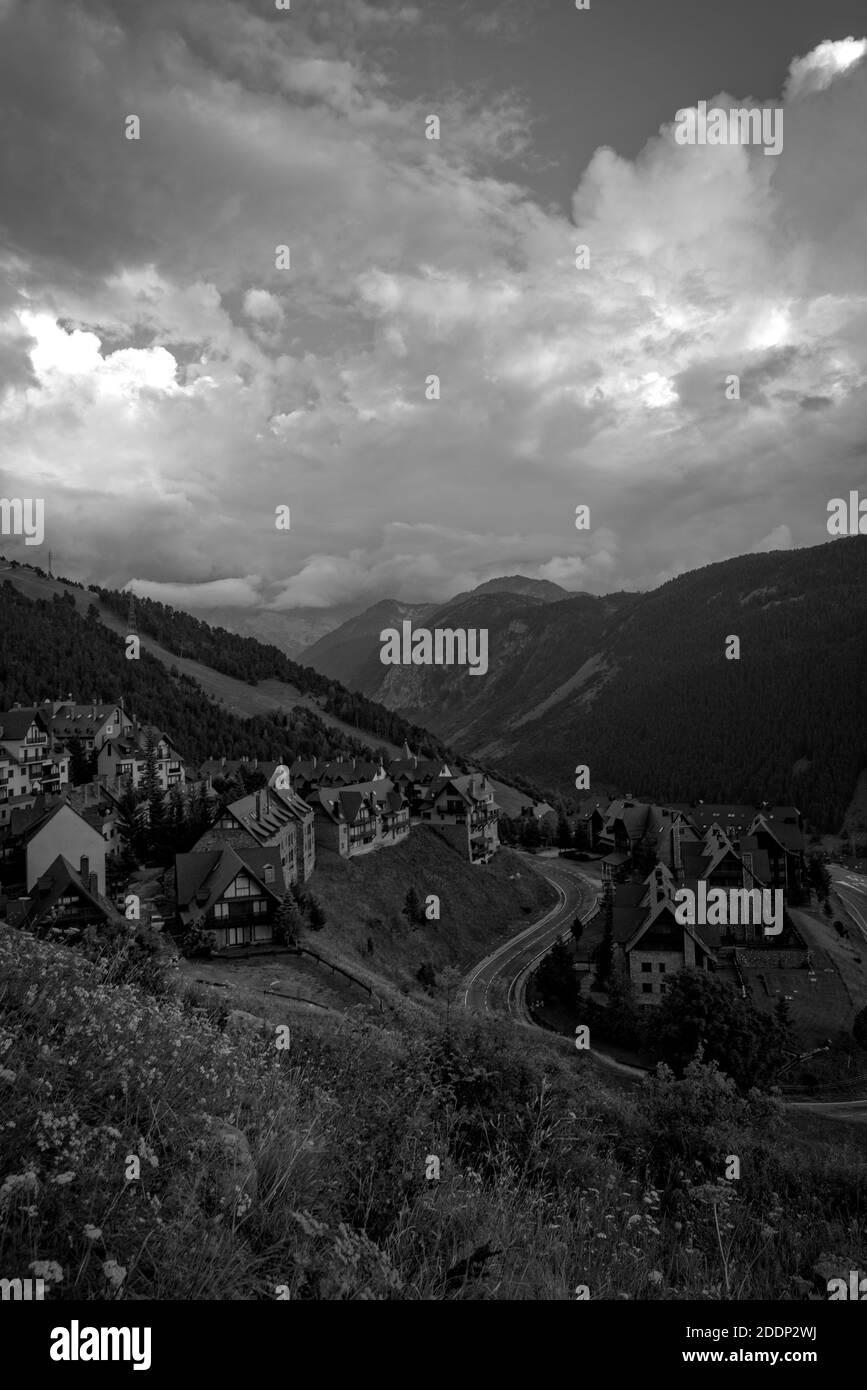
{"left": 0, "top": 7, "right": 865, "bottom": 613}
{"left": 242, "top": 290, "right": 283, "bottom": 323}
{"left": 784, "top": 36, "right": 867, "bottom": 100}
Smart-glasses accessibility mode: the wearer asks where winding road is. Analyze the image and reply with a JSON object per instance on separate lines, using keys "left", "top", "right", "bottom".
{"left": 461, "top": 852, "right": 597, "bottom": 1019}
{"left": 461, "top": 852, "right": 867, "bottom": 1112}
{"left": 830, "top": 865, "right": 867, "bottom": 945}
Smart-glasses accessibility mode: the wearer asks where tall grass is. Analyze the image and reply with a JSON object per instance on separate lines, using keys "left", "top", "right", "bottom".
{"left": 1, "top": 925, "right": 865, "bottom": 1300}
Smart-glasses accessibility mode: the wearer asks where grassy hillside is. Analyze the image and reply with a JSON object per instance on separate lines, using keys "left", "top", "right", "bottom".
{"left": 0, "top": 561, "right": 551, "bottom": 813}
{"left": 3, "top": 924, "right": 866, "bottom": 1300}
{"left": 0, "top": 578, "right": 370, "bottom": 768}
{"left": 177, "top": 833, "right": 558, "bottom": 1025}
{"left": 308, "top": 830, "right": 556, "bottom": 994}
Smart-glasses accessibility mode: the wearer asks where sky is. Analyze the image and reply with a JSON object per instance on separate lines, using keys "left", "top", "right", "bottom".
{"left": 0, "top": 0, "right": 866, "bottom": 616}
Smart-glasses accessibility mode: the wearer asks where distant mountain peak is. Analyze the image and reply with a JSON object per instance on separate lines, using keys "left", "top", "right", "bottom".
{"left": 463, "top": 576, "right": 572, "bottom": 602}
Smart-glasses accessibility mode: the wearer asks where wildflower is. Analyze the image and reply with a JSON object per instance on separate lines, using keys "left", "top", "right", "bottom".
{"left": 647, "top": 1270, "right": 664, "bottom": 1285}
{"left": 83, "top": 1225, "right": 102, "bottom": 1242}
{"left": 0, "top": 1170, "right": 39, "bottom": 1202}
{"left": 29, "top": 1260, "right": 63, "bottom": 1284}
{"left": 0, "top": 1067, "right": 15, "bottom": 1082}
{"left": 102, "top": 1260, "right": 127, "bottom": 1289}
{"left": 692, "top": 1183, "right": 734, "bottom": 1206}
{"left": 626, "top": 1214, "right": 641, "bottom": 1229}
{"left": 52, "top": 1172, "right": 75, "bottom": 1186}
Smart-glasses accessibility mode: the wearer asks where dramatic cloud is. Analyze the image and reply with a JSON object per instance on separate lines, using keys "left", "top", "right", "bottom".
{"left": 0, "top": 0, "right": 865, "bottom": 614}
{"left": 126, "top": 576, "right": 263, "bottom": 610}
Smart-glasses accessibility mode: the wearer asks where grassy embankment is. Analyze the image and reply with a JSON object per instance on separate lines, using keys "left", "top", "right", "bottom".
{"left": 2, "top": 923, "right": 866, "bottom": 1301}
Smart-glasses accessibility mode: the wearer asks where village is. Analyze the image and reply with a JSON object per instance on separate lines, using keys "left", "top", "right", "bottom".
{"left": 0, "top": 690, "right": 837, "bottom": 1025}
{"left": 568, "top": 792, "right": 817, "bottom": 1010}
{"left": 0, "top": 695, "right": 501, "bottom": 952}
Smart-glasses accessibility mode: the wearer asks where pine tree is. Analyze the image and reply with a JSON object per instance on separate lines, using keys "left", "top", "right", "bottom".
{"left": 273, "top": 893, "right": 303, "bottom": 947}
{"left": 186, "top": 781, "right": 212, "bottom": 841}
{"left": 592, "top": 886, "right": 615, "bottom": 991}
{"left": 774, "top": 995, "right": 793, "bottom": 1039}
{"left": 307, "top": 897, "right": 326, "bottom": 931}
{"left": 402, "top": 886, "right": 423, "bottom": 926}
{"left": 536, "top": 940, "right": 578, "bottom": 1008}
{"left": 556, "top": 816, "right": 573, "bottom": 849}
{"left": 67, "top": 736, "right": 94, "bottom": 787}
{"left": 168, "top": 784, "right": 187, "bottom": 833}
{"left": 117, "top": 777, "right": 144, "bottom": 862}
{"left": 140, "top": 727, "right": 166, "bottom": 839}
{"left": 520, "top": 815, "right": 542, "bottom": 849}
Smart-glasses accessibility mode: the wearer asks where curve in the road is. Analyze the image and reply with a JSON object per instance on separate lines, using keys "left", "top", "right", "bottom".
{"left": 461, "top": 854, "right": 867, "bottom": 1111}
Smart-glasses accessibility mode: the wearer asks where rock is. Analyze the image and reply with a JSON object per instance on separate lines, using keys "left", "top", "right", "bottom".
{"left": 207, "top": 1120, "right": 257, "bottom": 1212}
{"left": 226, "top": 1008, "right": 268, "bottom": 1038}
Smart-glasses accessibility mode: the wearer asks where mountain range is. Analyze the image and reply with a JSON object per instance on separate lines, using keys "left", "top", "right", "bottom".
{"left": 301, "top": 541, "right": 867, "bottom": 831}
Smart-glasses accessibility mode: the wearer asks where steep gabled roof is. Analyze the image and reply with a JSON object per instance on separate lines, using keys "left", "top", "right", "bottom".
{"left": 22, "top": 854, "right": 122, "bottom": 928}
{"left": 748, "top": 814, "right": 804, "bottom": 853}
{"left": 268, "top": 783, "right": 314, "bottom": 824}
{"left": 23, "top": 797, "right": 99, "bottom": 846}
{"left": 0, "top": 709, "right": 49, "bottom": 741}
{"left": 223, "top": 789, "right": 295, "bottom": 843}
{"left": 314, "top": 779, "right": 404, "bottom": 826}
{"left": 175, "top": 845, "right": 282, "bottom": 921}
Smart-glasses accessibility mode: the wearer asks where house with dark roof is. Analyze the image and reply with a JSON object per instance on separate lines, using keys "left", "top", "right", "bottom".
{"left": 314, "top": 778, "right": 410, "bottom": 858}
{"left": 10, "top": 853, "right": 124, "bottom": 935}
{"left": 419, "top": 773, "right": 499, "bottom": 864}
{"left": 613, "top": 864, "right": 718, "bottom": 1006}
{"left": 96, "top": 726, "right": 185, "bottom": 792}
{"left": 288, "top": 757, "right": 320, "bottom": 798}
{"left": 386, "top": 750, "right": 454, "bottom": 815}
{"left": 574, "top": 795, "right": 610, "bottom": 850}
{"left": 174, "top": 845, "right": 283, "bottom": 948}
{"left": 262, "top": 767, "right": 316, "bottom": 880}
{"left": 746, "top": 810, "right": 805, "bottom": 891}
{"left": 23, "top": 800, "right": 107, "bottom": 895}
{"left": 39, "top": 699, "right": 134, "bottom": 755}
{"left": 679, "top": 824, "right": 771, "bottom": 898}
{"left": 0, "top": 709, "right": 69, "bottom": 799}
{"left": 193, "top": 784, "right": 314, "bottom": 888}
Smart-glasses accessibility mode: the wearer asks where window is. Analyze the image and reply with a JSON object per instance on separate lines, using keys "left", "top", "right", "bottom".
{"left": 225, "top": 925, "right": 245, "bottom": 946}
{"left": 640, "top": 962, "right": 652, "bottom": 973}
{"left": 225, "top": 875, "right": 253, "bottom": 898}
{"left": 641, "top": 983, "right": 653, "bottom": 994}
{"left": 658, "top": 963, "right": 666, "bottom": 972}
{"left": 252, "top": 898, "right": 267, "bottom": 915}
{"left": 213, "top": 903, "right": 228, "bottom": 920}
